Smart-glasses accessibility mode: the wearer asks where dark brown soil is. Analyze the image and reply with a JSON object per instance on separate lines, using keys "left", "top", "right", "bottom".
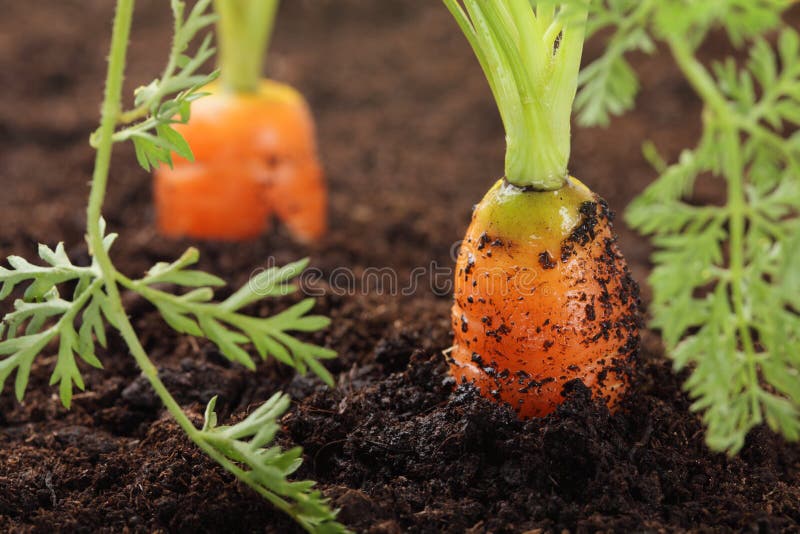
{"left": 1, "top": 1, "right": 798, "bottom": 533}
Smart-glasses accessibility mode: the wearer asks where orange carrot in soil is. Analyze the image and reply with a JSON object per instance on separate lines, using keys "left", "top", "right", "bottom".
{"left": 451, "top": 178, "right": 640, "bottom": 418}
{"left": 155, "top": 0, "right": 326, "bottom": 242}
{"left": 444, "top": 1, "right": 640, "bottom": 418}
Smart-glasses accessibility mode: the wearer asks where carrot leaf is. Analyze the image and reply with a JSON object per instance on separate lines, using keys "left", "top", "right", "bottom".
{"left": 94, "top": 0, "right": 219, "bottom": 170}
{"left": 118, "top": 252, "right": 337, "bottom": 387}
{"left": 199, "top": 393, "right": 348, "bottom": 533}
{"left": 0, "top": 236, "right": 111, "bottom": 406}
{"left": 578, "top": 1, "right": 799, "bottom": 454}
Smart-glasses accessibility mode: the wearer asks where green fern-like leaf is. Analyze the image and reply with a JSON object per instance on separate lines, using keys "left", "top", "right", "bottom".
{"left": 200, "top": 394, "right": 349, "bottom": 534}
{"left": 0, "top": 237, "right": 112, "bottom": 406}
{"left": 122, "top": 253, "right": 336, "bottom": 386}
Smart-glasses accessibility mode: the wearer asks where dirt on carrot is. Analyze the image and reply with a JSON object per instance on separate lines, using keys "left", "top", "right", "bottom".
{"left": 0, "top": 1, "right": 798, "bottom": 533}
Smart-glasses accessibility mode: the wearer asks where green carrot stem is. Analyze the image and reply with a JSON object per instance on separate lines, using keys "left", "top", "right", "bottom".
{"left": 667, "top": 37, "right": 762, "bottom": 427}
{"left": 85, "top": 0, "right": 201, "bottom": 465}
{"left": 444, "top": 0, "right": 588, "bottom": 190}
{"left": 214, "top": 0, "right": 279, "bottom": 93}
{"left": 86, "top": 0, "right": 132, "bottom": 242}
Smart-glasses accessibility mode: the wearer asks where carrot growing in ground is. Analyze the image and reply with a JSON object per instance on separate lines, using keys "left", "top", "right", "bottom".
{"left": 0, "top": 1, "right": 346, "bottom": 531}
{"left": 155, "top": 0, "right": 326, "bottom": 242}
{"left": 443, "top": 0, "right": 641, "bottom": 418}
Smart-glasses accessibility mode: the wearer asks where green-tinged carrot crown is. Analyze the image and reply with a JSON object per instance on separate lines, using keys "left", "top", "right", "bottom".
{"left": 444, "top": 0, "right": 588, "bottom": 190}
{"left": 214, "top": 0, "right": 279, "bottom": 93}
{"left": 473, "top": 176, "right": 593, "bottom": 250}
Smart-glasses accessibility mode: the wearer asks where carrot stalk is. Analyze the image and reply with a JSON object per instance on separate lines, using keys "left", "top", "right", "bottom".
{"left": 214, "top": 0, "right": 279, "bottom": 93}
{"left": 443, "top": 0, "right": 586, "bottom": 190}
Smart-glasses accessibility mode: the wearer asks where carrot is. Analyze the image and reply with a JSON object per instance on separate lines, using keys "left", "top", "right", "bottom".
{"left": 451, "top": 178, "right": 640, "bottom": 417}
{"left": 154, "top": 0, "right": 326, "bottom": 242}
{"left": 444, "top": 1, "right": 640, "bottom": 418}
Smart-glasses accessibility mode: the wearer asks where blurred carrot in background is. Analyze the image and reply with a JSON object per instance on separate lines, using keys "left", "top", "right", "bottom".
{"left": 155, "top": 0, "right": 326, "bottom": 242}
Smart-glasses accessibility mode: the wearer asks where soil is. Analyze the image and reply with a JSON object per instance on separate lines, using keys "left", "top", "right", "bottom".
{"left": 1, "top": 1, "right": 798, "bottom": 533}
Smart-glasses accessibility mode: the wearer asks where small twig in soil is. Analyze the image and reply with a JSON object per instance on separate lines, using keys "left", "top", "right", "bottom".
{"left": 313, "top": 439, "right": 349, "bottom": 470}
{"left": 363, "top": 439, "right": 415, "bottom": 455}
{"left": 628, "top": 421, "right": 654, "bottom": 462}
{"left": 44, "top": 472, "right": 56, "bottom": 507}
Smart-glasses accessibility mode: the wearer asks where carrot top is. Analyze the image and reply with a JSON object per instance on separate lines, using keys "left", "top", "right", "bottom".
{"left": 471, "top": 176, "right": 593, "bottom": 248}
{"left": 214, "top": 0, "right": 279, "bottom": 93}
{"left": 444, "top": 1, "right": 588, "bottom": 190}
